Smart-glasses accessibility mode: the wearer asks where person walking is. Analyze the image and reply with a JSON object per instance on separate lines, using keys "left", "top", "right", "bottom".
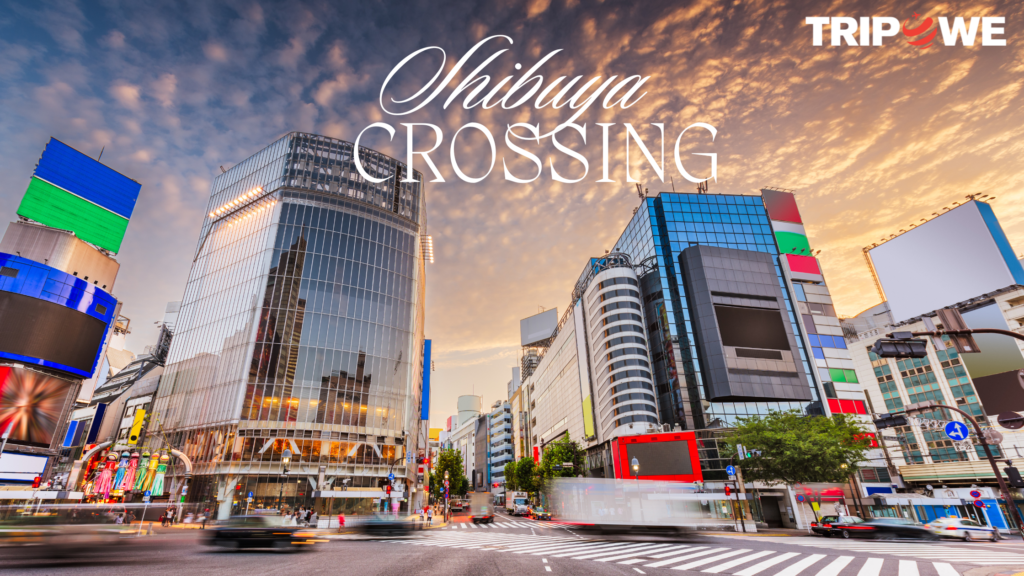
{"left": 427, "top": 506, "right": 433, "bottom": 526}
{"left": 201, "top": 508, "right": 209, "bottom": 529}
{"left": 337, "top": 512, "right": 345, "bottom": 532}
{"left": 309, "top": 510, "right": 318, "bottom": 528}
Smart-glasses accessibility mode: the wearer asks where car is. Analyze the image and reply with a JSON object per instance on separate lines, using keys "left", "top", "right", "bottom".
{"left": 832, "top": 517, "right": 939, "bottom": 540}
{"left": 206, "top": 515, "right": 323, "bottom": 551}
{"left": 529, "top": 506, "right": 551, "bottom": 521}
{"left": 926, "top": 517, "right": 997, "bottom": 541}
{"left": 810, "top": 515, "right": 862, "bottom": 537}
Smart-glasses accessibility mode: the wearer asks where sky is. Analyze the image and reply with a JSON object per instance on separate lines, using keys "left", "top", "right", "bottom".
{"left": 1, "top": 0, "right": 1022, "bottom": 428}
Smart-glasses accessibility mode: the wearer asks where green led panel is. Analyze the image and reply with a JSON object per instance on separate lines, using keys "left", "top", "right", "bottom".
{"left": 17, "top": 177, "right": 129, "bottom": 253}
{"left": 774, "top": 231, "right": 811, "bottom": 256}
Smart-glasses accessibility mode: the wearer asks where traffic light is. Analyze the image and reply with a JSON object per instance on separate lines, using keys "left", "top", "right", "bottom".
{"left": 724, "top": 485, "right": 732, "bottom": 497}
{"left": 871, "top": 338, "right": 928, "bottom": 359}
{"left": 236, "top": 483, "right": 242, "bottom": 491}
{"left": 873, "top": 413, "right": 910, "bottom": 429}
{"left": 386, "top": 485, "right": 392, "bottom": 496}
{"left": 32, "top": 476, "right": 41, "bottom": 488}
{"left": 1005, "top": 465, "right": 1024, "bottom": 488}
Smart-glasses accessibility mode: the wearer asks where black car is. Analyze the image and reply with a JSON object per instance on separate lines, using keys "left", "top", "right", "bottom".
{"left": 832, "top": 517, "right": 939, "bottom": 540}
{"left": 810, "top": 515, "right": 862, "bottom": 537}
{"left": 206, "top": 516, "right": 322, "bottom": 551}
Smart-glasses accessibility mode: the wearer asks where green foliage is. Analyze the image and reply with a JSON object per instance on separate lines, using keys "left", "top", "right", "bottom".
{"left": 723, "top": 410, "right": 871, "bottom": 486}
{"left": 503, "top": 459, "right": 519, "bottom": 491}
{"left": 429, "top": 448, "right": 470, "bottom": 501}
{"left": 538, "top": 433, "right": 586, "bottom": 481}
{"left": 510, "top": 456, "right": 540, "bottom": 496}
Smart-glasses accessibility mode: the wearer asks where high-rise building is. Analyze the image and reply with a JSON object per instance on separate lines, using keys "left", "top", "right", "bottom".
{"left": 488, "top": 400, "right": 512, "bottom": 501}
{"left": 151, "top": 133, "right": 428, "bottom": 518}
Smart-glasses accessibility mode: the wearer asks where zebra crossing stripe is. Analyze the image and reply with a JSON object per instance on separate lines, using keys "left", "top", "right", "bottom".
{"left": 813, "top": 556, "right": 854, "bottom": 576}
{"left": 550, "top": 542, "right": 636, "bottom": 557}
{"left": 593, "top": 544, "right": 678, "bottom": 562}
{"left": 734, "top": 552, "right": 801, "bottom": 576}
{"left": 772, "top": 554, "right": 826, "bottom": 576}
{"left": 898, "top": 560, "right": 919, "bottom": 576}
{"left": 671, "top": 549, "right": 751, "bottom": 571}
{"left": 701, "top": 550, "right": 776, "bottom": 573}
{"left": 649, "top": 546, "right": 704, "bottom": 559}
{"left": 513, "top": 541, "right": 606, "bottom": 554}
{"left": 856, "top": 558, "right": 883, "bottom": 576}
{"left": 646, "top": 548, "right": 727, "bottom": 568}
{"left": 934, "top": 563, "right": 959, "bottom": 576}
{"left": 572, "top": 543, "right": 665, "bottom": 560}
{"left": 619, "top": 545, "right": 694, "bottom": 564}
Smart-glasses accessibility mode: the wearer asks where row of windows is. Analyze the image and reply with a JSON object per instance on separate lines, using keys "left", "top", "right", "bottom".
{"left": 611, "top": 391, "right": 656, "bottom": 406}
{"left": 603, "top": 312, "right": 642, "bottom": 326}
{"left": 602, "top": 300, "right": 641, "bottom": 315}
{"left": 278, "top": 203, "right": 417, "bottom": 255}
{"left": 610, "top": 380, "right": 654, "bottom": 394}
{"left": 609, "top": 369, "right": 652, "bottom": 384}
{"left": 605, "top": 324, "right": 643, "bottom": 338}
{"left": 598, "top": 277, "right": 638, "bottom": 289}
{"left": 808, "top": 334, "right": 846, "bottom": 349}
{"left": 605, "top": 335, "right": 647, "bottom": 349}
{"left": 612, "top": 403, "right": 658, "bottom": 417}
{"left": 608, "top": 358, "right": 650, "bottom": 372}
{"left": 607, "top": 347, "right": 648, "bottom": 362}
{"left": 614, "top": 414, "right": 658, "bottom": 427}
{"left": 599, "top": 288, "right": 640, "bottom": 303}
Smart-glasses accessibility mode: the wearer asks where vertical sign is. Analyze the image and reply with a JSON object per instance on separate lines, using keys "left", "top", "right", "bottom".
{"left": 421, "top": 339, "right": 431, "bottom": 420}
{"left": 573, "top": 301, "right": 596, "bottom": 438}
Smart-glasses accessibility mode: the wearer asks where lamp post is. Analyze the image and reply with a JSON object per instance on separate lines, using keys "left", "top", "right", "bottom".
{"left": 278, "top": 448, "right": 292, "bottom": 514}
{"left": 631, "top": 457, "right": 645, "bottom": 523}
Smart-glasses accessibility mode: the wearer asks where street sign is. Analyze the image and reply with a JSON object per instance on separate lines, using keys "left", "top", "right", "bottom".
{"left": 143, "top": 490, "right": 151, "bottom": 498}
{"left": 998, "top": 412, "right": 1024, "bottom": 430}
{"left": 726, "top": 465, "right": 736, "bottom": 476}
{"left": 388, "top": 472, "right": 395, "bottom": 482}
{"left": 796, "top": 494, "right": 805, "bottom": 502}
{"left": 970, "top": 490, "right": 982, "bottom": 498}
{"left": 974, "top": 500, "right": 984, "bottom": 508}
{"left": 247, "top": 497, "right": 253, "bottom": 503}
{"left": 248, "top": 491, "right": 253, "bottom": 498}
{"left": 143, "top": 495, "right": 150, "bottom": 503}
{"left": 944, "top": 421, "right": 969, "bottom": 441}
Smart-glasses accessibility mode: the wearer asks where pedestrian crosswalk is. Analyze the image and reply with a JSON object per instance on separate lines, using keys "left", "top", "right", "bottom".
{"left": 748, "top": 536, "right": 1024, "bottom": 567}
{"left": 440, "top": 521, "right": 572, "bottom": 530}
{"left": 383, "top": 531, "right": 1024, "bottom": 573}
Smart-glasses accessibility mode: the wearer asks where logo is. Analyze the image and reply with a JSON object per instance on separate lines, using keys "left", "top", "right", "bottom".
{"left": 806, "top": 15, "right": 1006, "bottom": 47}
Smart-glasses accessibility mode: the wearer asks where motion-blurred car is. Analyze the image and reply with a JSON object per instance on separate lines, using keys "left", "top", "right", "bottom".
{"left": 926, "top": 517, "right": 997, "bottom": 541}
{"left": 529, "top": 506, "right": 551, "bottom": 521}
{"left": 832, "top": 517, "right": 938, "bottom": 540}
{"left": 206, "top": 515, "right": 323, "bottom": 551}
{"left": 470, "top": 493, "right": 494, "bottom": 524}
{"left": 0, "top": 512, "right": 126, "bottom": 559}
{"left": 810, "top": 515, "right": 862, "bottom": 537}
{"left": 350, "top": 514, "right": 420, "bottom": 536}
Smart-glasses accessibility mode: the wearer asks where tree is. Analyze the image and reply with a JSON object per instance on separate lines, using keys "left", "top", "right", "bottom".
{"left": 723, "top": 410, "right": 871, "bottom": 486}
{"left": 538, "top": 433, "right": 586, "bottom": 481}
{"left": 429, "top": 448, "right": 469, "bottom": 501}
{"left": 503, "top": 459, "right": 519, "bottom": 491}
{"left": 509, "top": 456, "right": 540, "bottom": 496}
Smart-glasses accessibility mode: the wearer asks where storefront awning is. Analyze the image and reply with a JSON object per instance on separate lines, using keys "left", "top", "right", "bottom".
{"left": 872, "top": 496, "right": 964, "bottom": 506}
{"left": 899, "top": 461, "right": 997, "bottom": 483}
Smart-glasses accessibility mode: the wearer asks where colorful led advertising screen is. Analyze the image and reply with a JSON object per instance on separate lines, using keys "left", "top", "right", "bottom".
{"left": 16, "top": 138, "right": 141, "bottom": 253}
{"left": 0, "top": 365, "right": 78, "bottom": 449}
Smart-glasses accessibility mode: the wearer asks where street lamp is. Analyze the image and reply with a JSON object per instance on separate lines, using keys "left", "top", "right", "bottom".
{"left": 278, "top": 448, "right": 292, "bottom": 514}
{"left": 631, "top": 457, "right": 645, "bottom": 523}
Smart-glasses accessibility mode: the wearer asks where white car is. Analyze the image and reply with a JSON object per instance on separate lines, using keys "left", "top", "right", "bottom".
{"left": 926, "top": 517, "right": 996, "bottom": 541}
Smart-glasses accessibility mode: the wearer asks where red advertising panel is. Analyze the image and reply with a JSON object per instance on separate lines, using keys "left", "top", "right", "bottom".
{"left": 0, "top": 365, "right": 79, "bottom": 449}
{"left": 611, "top": 432, "right": 703, "bottom": 482}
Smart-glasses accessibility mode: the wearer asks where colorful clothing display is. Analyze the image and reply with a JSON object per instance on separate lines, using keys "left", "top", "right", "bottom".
{"left": 150, "top": 454, "right": 169, "bottom": 496}
{"left": 94, "top": 452, "right": 118, "bottom": 499}
{"left": 140, "top": 452, "right": 160, "bottom": 492}
{"left": 112, "top": 451, "right": 130, "bottom": 489}
{"left": 119, "top": 452, "right": 140, "bottom": 491}
{"left": 133, "top": 452, "right": 151, "bottom": 491}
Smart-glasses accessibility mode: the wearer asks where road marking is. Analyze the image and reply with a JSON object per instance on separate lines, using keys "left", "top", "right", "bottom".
{"left": 543, "top": 559, "right": 548, "bottom": 563}
{"left": 772, "top": 554, "right": 825, "bottom": 576}
{"left": 593, "top": 544, "right": 677, "bottom": 562}
{"left": 619, "top": 546, "right": 694, "bottom": 564}
{"left": 573, "top": 543, "right": 665, "bottom": 560}
{"left": 813, "top": 556, "right": 853, "bottom": 576}
{"left": 469, "top": 523, "right": 478, "bottom": 528}
{"left": 549, "top": 543, "right": 635, "bottom": 557}
{"left": 701, "top": 550, "right": 775, "bottom": 573}
{"left": 898, "top": 560, "right": 919, "bottom": 576}
{"left": 646, "top": 548, "right": 727, "bottom": 568}
{"left": 634, "top": 570, "right": 645, "bottom": 574}
{"left": 648, "top": 546, "right": 704, "bottom": 559}
{"left": 671, "top": 549, "right": 750, "bottom": 571}
{"left": 934, "top": 563, "right": 959, "bottom": 576}
{"left": 856, "top": 558, "right": 883, "bottom": 576}
{"left": 734, "top": 552, "right": 801, "bottom": 576}
{"left": 545, "top": 567, "right": 551, "bottom": 572}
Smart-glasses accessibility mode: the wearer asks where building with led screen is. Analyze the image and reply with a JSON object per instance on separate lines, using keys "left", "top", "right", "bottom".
{"left": 152, "top": 133, "right": 427, "bottom": 518}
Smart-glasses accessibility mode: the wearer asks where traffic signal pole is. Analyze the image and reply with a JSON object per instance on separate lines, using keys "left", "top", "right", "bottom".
{"left": 903, "top": 401, "right": 1024, "bottom": 538}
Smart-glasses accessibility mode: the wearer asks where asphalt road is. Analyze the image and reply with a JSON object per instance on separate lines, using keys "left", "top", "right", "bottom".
{"left": 2, "top": 513, "right": 1023, "bottom": 576}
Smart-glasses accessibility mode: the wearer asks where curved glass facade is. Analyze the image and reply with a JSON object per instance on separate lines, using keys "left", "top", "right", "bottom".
{"left": 152, "top": 133, "right": 427, "bottom": 517}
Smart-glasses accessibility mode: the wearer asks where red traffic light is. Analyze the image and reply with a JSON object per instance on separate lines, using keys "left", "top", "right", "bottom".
{"left": 724, "top": 485, "right": 732, "bottom": 497}
{"left": 386, "top": 485, "right": 392, "bottom": 495}
{"left": 236, "top": 484, "right": 242, "bottom": 491}
{"left": 32, "top": 476, "right": 41, "bottom": 489}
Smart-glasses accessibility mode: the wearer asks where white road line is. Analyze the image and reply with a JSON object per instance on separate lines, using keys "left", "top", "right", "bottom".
{"left": 549, "top": 543, "right": 636, "bottom": 557}
{"left": 634, "top": 570, "right": 645, "bottom": 574}
{"left": 593, "top": 544, "right": 678, "bottom": 562}
{"left": 649, "top": 546, "right": 704, "bottom": 559}
{"left": 573, "top": 543, "right": 667, "bottom": 560}
{"left": 514, "top": 542, "right": 608, "bottom": 555}
{"left": 469, "top": 523, "right": 479, "bottom": 528}
{"left": 671, "top": 549, "right": 750, "bottom": 571}
{"left": 619, "top": 546, "right": 694, "bottom": 564}
{"left": 933, "top": 563, "right": 959, "bottom": 576}
{"left": 545, "top": 567, "right": 551, "bottom": 572}
{"left": 813, "top": 556, "right": 853, "bottom": 576}
{"left": 646, "top": 548, "right": 728, "bottom": 568}
{"left": 734, "top": 552, "right": 801, "bottom": 576}
{"left": 856, "top": 558, "right": 884, "bottom": 576}
{"left": 702, "top": 550, "right": 776, "bottom": 573}
{"left": 898, "top": 560, "right": 919, "bottom": 576}
{"left": 772, "top": 554, "right": 826, "bottom": 576}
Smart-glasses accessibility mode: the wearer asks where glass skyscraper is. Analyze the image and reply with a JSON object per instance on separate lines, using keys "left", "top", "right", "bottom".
{"left": 152, "top": 133, "right": 427, "bottom": 517}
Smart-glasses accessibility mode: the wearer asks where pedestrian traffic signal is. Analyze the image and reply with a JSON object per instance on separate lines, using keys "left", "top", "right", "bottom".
{"left": 1005, "top": 465, "right": 1024, "bottom": 488}
{"left": 386, "top": 485, "right": 392, "bottom": 496}
{"left": 871, "top": 338, "right": 928, "bottom": 358}
{"left": 724, "top": 485, "right": 731, "bottom": 497}
{"left": 31, "top": 476, "right": 41, "bottom": 488}
{"left": 873, "top": 413, "right": 910, "bottom": 429}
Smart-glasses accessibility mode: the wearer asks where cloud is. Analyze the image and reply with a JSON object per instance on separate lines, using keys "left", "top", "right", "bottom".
{"left": 110, "top": 80, "right": 142, "bottom": 110}
{"left": 202, "top": 42, "right": 229, "bottom": 62}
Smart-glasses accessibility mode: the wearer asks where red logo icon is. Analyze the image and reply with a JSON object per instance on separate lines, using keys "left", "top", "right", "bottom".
{"left": 903, "top": 12, "right": 938, "bottom": 49}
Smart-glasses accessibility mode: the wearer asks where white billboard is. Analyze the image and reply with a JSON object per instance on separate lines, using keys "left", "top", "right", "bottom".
{"left": 868, "top": 201, "right": 1022, "bottom": 323}
{"left": 520, "top": 308, "right": 558, "bottom": 346}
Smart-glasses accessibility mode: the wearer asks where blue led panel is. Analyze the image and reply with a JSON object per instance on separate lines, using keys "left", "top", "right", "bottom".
{"left": 33, "top": 138, "right": 141, "bottom": 220}
{"left": 421, "top": 339, "right": 431, "bottom": 420}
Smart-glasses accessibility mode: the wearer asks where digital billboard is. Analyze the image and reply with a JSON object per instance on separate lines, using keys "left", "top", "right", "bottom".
{"left": 0, "top": 365, "right": 79, "bottom": 449}
{"left": 520, "top": 308, "right": 558, "bottom": 346}
{"left": 16, "top": 138, "right": 141, "bottom": 254}
{"left": 960, "top": 302, "right": 1024, "bottom": 412}
{"left": 0, "top": 253, "right": 117, "bottom": 377}
{"left": 868, "top": 202, "right": 1024, "bottom": 323}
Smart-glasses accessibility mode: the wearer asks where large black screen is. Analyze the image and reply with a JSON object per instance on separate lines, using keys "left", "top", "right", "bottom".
{"left": 714, "top": 305, "right": 790, "bottom": 351}
{"left": 0, "top": 291, "right": 106, "bottom": 373}
{"left": 625, "top": 440, "right": 693, "bottom": 476}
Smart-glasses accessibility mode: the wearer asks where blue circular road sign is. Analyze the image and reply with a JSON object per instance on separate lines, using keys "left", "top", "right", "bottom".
{"left": 944, "top": 421, "right": 969, "bottom": 441}
{"left": 726, "top": 465, "right": 736, "bottom": 476}
{"left": 248, "top": 491, "right": 254, "bottom": 498}
{"left": 796, "top": 494, "right": 805, "bottom": 502}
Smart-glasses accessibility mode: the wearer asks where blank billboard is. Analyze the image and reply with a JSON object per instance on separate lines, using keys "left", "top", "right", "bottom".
{"left": 0, "top": 291, "right": 108, "bottom": 374}
{"left": 520, "top": 308, "right": 558, "bottom": 346}
{"left": 625, "top": 440, "right": 693, "bottom": 476}
{"left": 868, "top": 201, "right": 1024, "bottom": 323}
{"left": 715, "top": 305, "right": 790, "bottom": 350}
{"left": 959, "top": 302, "right": 1024, "bottom": 412}
{"left": 0, "top": 365, "right": 78, "bottom": 449}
